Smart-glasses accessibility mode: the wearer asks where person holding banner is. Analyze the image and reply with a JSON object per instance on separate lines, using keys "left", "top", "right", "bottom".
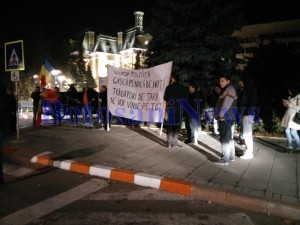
{"left": 99, "top": 85, "right": 110, "bottom": 130}
{"left": 164, "top": 73, "right": 188, "bottom": 148}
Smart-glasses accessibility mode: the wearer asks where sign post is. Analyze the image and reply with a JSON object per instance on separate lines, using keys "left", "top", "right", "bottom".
{"left": 5, "top": 40, "right": 25, "bottom": 141}
{"left": 11, "top": 71, "right": 20, "bottom": 140}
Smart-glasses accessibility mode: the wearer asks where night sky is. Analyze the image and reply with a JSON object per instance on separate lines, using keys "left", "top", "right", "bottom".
{"left": 1, "top": 0, "right": 299, "bottom": 86}
{"left": 244, "top": 0, "right": 299, "bottom": 24}
{"left": 2, "top": 0, "right": 152, "bottom": 42}
{"left": 2, "top": 0, "right": 299, "bottom": 42}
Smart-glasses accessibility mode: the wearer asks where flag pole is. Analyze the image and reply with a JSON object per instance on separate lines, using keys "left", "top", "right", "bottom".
{"left": 15, "top": 80, "right": 20, "bottom": 141}
{"left": 159, "top": 101, "right": 166, "bottom": 136}
{"left": 106, "top": 109, "right": 110, "bottom": 131}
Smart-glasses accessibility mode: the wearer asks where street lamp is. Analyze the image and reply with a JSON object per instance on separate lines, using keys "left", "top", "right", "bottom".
{"left": 50, "top": 70, "right": 61, "bottom": 89}
{"left": 51, "top": 70, "right": 61, "bottom": 76}
{"left": 57, "top": 75, "right": 65, "bottom": 90}
{"left": 33, "top": 74, "right": 39, "bottom": 84}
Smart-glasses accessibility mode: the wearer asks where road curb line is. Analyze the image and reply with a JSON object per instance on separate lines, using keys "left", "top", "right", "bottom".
{"left": 30, "top": 152, "right": 300, "bottom": 221}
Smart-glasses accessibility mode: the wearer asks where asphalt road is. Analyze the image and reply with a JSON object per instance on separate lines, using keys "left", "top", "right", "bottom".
{"left": 0, "top": 164, "right": 297, "bottom": 225}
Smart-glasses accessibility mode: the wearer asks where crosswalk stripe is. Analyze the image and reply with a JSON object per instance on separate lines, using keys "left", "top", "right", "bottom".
{"left": 3, "top": 163, "right": 34, "bottom": 177}
{"left": 0, "top": 179, "right": 108, "bottom": 225}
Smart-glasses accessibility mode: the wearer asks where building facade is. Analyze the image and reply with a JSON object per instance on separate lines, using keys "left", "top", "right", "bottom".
{"left": 76, "top": 11, "right": 152, "bottom": 91}
{"left": 232, "top": 19, "right": 300, "bottom": 70}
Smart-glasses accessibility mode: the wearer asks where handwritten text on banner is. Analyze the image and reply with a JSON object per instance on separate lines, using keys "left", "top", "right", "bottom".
{"left": 107, "top": 62, "right": 172, "bottom": 123}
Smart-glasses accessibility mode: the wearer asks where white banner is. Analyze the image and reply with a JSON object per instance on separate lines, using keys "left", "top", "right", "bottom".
{"left": 107, "top": 62, "right": 172, "bottom": 123}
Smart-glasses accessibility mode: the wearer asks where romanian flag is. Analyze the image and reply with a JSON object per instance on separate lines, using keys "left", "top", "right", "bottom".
{"left": 40, "top": 58, "right": 55, "bottom": 88}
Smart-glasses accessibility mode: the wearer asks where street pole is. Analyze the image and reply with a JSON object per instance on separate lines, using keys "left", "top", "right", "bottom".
{"left": 15, "top": 80, "right": 20, "bottom": 141}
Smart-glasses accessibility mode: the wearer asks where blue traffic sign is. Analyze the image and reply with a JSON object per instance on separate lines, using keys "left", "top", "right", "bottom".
{"left": 5, "top": 40, "right": 25, "bottom": 71}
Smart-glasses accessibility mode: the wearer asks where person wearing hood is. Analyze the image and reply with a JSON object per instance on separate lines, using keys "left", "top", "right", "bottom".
{"left": 237, "top": 78, "right": 258, "bottom": 159}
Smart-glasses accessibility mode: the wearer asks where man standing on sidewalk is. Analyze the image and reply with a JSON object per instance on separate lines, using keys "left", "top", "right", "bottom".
{"left": 164, "top": 73, "right": 188, "bottom": 148}
{"left": 238, "top": 78, "right": 257, "bottom": 159}
{"left": 31, "top": 86, "right": 41, "bottom": 128}
{"left": 186, "top": 82, "right": 204, "bottom": 145}
{"left": 215, "top": 75, "right": 237, "bottom": 165}
{"left": 81, "top": 82, "right": 98, "bottom": 128}
{"left": 0, "top": 87, "right": 7, "bottom": 184}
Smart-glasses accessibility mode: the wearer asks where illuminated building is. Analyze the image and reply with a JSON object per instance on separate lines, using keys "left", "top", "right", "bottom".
{"left": 70, "top": 11, "right": 152, "bottom": 91}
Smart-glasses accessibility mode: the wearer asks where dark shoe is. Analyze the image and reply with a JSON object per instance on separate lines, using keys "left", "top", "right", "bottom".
{"left": 184, "top": 139, "right": 192, "bottom": 144}
{"left": 286, "top": 146, "right": 293, "bottom": 154}
{"left": 237, "top": 139, "right": 245, "bottom": 145}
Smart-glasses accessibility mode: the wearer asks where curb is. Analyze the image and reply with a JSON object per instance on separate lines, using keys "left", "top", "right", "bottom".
{"left": 31, "top": 152, "right": 300, "bottom": 221}
{"left": 254, "top": 137, "right": 286, "bottom": 151}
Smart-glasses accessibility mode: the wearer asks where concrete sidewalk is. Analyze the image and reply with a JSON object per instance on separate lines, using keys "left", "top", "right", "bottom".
{"left": 3, "top": 124, "right": 300, "bottom": 220}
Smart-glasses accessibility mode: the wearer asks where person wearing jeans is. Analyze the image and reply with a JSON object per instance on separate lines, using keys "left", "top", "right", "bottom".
{"left": 281, "top": 86, "right": 300, "bottom": 153}
{"left": 285, "top": 128, "right": 300, "bottom": 151}
{"left": 214, "top": 75, "right": 237, "bottom": 165}
{"left": 218, "top": 120, "right": 235, "bottom": 163}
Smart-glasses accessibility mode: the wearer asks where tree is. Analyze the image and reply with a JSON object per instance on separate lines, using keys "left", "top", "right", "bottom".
{"left": 146, "top": 0, "right": 245, "bottom": 90}
{"left": 18, "top": 71, "right": 34, "bottom": 101}
{"left": 67, "top": 48, "right": 97, "bottom": 90}
{"left": 67, "top": 49, "right": 87, "bottom": 89}
{"left": 85, "top": 65, "right": 97, "bottom": 89}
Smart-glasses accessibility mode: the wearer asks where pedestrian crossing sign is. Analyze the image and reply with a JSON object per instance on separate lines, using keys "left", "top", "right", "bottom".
{"left": 5, "top": 40, "right": 25, "bottom": 71}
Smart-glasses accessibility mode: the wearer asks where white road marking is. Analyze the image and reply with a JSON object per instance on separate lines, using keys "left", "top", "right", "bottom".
{"left": 3, "top": 163, "right": 34, "bottom": 177}
{"left": 0, "top": 179, "right": 108, "bottom": 225}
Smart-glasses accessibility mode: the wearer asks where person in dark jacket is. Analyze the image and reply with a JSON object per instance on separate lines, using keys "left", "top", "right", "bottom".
{"left": 31, "top": 86, "right": 41, "bottom": 128}
{"left": 163, "top": 73, "right": 188, "bottom": 148}
{"left": 5, "top": 87, "right": 17, "bottom": 134}
{"left": 99, "top": 85, "right": 110, "bottom": 130}
{"left": 210, "top": 85, "right": 221, "bottom": 135}
{"left": 185, "top": 82, "right": 203, "bottom": 145}
{"left": 66, "top": 84, "right": 80, "bottom": 123}
{"left": 237, "top": 78, "right": 257, "bottom": 159}
{"left": 66, "top": 84, "right": 80, "bottom": 107}
{"left": 0, "top": 87, "right": 8, "bottom": 184}
{"left": 81, "top": 82, "right": 99, "bottom": 127}
{"left": 52, "top": 86, "right": 63, "bottom": 126}
{"left": 184, "top": 87, "right": 192, "bottom": 144}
